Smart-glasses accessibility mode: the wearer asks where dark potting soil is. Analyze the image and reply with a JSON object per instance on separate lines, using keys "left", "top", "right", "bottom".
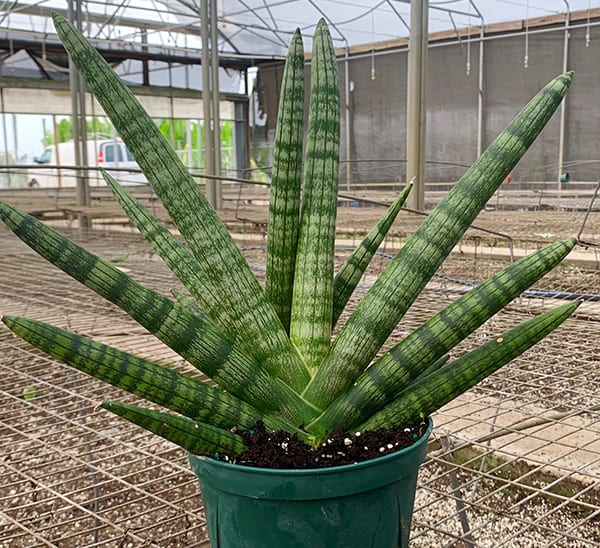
{"left": 214, "top": 420, "right": 429, "bottom": 469}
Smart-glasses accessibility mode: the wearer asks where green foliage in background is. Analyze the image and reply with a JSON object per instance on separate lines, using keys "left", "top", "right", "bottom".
{"left": 42, "top": 116, "right": 114, "bottom": 145}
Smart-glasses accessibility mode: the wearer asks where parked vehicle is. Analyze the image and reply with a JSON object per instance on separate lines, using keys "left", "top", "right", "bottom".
{"left": 29, "top": 138, "right": 147, "bottom": 187}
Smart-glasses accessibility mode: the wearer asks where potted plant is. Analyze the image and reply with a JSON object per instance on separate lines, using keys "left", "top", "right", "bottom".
{"left": 0, "top": 14, "right": 579, "bottom": 548}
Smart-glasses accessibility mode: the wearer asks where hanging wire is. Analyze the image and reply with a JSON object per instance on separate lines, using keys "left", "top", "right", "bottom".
{"left": 524, "top": 0, "right": 529, "bottom": 68}
{"left": 586, "top": 0, "right": 592, "bottom": 47}
{"left": 370, "top": 11, "right": 376, "bottom": 80}
{"left": 8, "top": 17, "right": 14, "bottom": 72}
{"left": 219, "top": 0, "right": 227, "bottom": 28}
{"left": 466, "top": 19, "right": 471, "bottom": 75}
{"left": 42, "top": 15, "right": 48, "bottom": 61}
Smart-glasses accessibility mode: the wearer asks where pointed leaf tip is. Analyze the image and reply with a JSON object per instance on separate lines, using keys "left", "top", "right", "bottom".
{"left": 2, "top": 315, "right": 14, "bottom": 328}
{"left": 315, "top": 18, "right": 331, "bottom": 36}
{"left": 558, "top": 71, "right": 574, "bottom": 86}
{"left": 51, "top": 11, "right": 68, "bottom": 29}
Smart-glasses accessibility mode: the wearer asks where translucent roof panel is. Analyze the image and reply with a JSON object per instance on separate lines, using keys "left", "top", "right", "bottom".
{"left": 160, "top": 0, "right": 600, "bottom": 55}
{"left": 1, "top": 0, "right": 600, "bottom": 61}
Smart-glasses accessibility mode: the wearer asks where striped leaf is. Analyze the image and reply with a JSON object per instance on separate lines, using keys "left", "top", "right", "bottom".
{"left": 100, "top": 172, "right": 307, "bottom": 388}
{"left": 332, "top": 184, "right": 412, "bottom": 327}
{"left": 171, "top": 289, "right": 204, "bottom": 315}
{"left": 2, "top": 315, "right": 262, "bottom": 430}
{"left": 101, "top": 401, "right": 246, "bottom": 456}
{"left": 408, "top": 353, "right": 450, "bottom": 385}
{"left": 303, "top": 72, "right": 573, "bottom": 409}
{"left": 53, "top": 13, "right": 309, "bottom": 392}
{"left": 0, "top": 203, "right": 318, "bottom": 426}
{"left": 290, "top": 19, "right": 340, "bottom": 373}
{"left": 265, "top": 29, "right": 305, "bottom": 334}
{"left": 307, "top": 238, "right": 576, "bottom": 436}
{"left": 357, "top": 301, "right": 580, "bottom": 432}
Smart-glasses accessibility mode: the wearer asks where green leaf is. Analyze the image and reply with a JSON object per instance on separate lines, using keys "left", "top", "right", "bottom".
{"left": 52, "top": 13, "right": 309, "bottom": 393}
{"left": 2, "top": 315, "right": 262, "bottom": 430}
{"left": 332, "top": 184, "right": 412, "bottom": 327}
{"left": 100, "top": 172, "right": 307, "bottom": 389}
{"left": 265, "top": 29, "right": 305, "bottom": 334}
{"left": 22, "top": 386, "right": 37, "bottom": 402}
{"left": 303, "top": 72, "right": 573, "bottom": 409}
{"left": 357, "top": 301, "right": 580, "bottom": 432}
{"left": 407, "top": 353, "right": 450, "bottom": 386}
{"left": 0, "top": 203, "right": 317, "bottom": 426}
{"left": 290, "top": 19, "right": 340, "bottom": 374}
{"left": 307, "top": 238, "right": 576, "bottom": 436}
{"left": 101, "top": 401, "right": 246, "bottom": 456}
{"left": 109, "top": 252, "right": 130, "bottom": 264}
{"left": 171, "top": 289, "right": 204, "bottom": 315}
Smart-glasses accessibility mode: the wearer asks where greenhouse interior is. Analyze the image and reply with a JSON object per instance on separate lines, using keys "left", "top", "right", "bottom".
{"left": 1, "top": 1, "right": 599, "bottom": 546}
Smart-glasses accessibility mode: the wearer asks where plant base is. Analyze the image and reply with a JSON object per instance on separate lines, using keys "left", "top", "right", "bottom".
{"left": 189, "top": 418, "right": 432, "bottom": 548}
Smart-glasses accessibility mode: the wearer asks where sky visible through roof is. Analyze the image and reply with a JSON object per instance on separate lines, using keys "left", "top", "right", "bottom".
{"left": 3, "top": 1, "right": 600, "bottom": 56}
{"left": 158, "top": 0, "right": 600, "bottom": 54}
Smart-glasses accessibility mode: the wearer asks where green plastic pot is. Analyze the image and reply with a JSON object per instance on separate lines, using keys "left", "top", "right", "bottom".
{"left": 188, "top": 418, "right": 432, "bottom": 548}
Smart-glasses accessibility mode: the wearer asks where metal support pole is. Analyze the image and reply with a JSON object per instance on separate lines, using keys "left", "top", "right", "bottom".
{"left": 234, "top": 101, "right": 248, "bottom": 179}
{"left": 558, "top": 3, "right": 570, "bottom": 204}
{"left": 52, "top": 114, "right": 62, "bottom": 187}
{"left": 210, "top": 0, "right": 222, "bottom": 208}
{"left": 344, "top": 47, "right": 352, "bottom": 192}
{"left": 477, "top": 26, "right": 485, "bottom": 158}
{"left": 440, "top": 436, "right": 476, "bottom": 548}
{"left": 200, "top": 0, "right": 215, "bottom": 206}
{"left": 141, "top": 28, "right": 150, "bottom": 86}
{"left": 0, "top": 89, "right": 11, "bottom": 187}
{"left": 406, "top": 0, "right": 429, "bottom": 211}
{"left": 200, "top": 0, "right": 222, "bottom": 208}
{"left": 186, "top": 119, "right": 193, "bottom": 169}
{"left": 11, "top": 114, "right": 18, "bottom": 164}
{"left": 67, "top": 0, "right": 90, "bottom": 228}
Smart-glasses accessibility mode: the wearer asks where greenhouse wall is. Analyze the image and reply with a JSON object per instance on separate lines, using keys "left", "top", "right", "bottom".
{"left": 258, "top": 19, "right": 600, "bottom": 184}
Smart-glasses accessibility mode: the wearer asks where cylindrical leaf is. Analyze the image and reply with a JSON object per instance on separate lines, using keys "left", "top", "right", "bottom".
{"left": 102, "top": 401, "right": 246, "bottom": 456}
{"left": 357, "top": 301, "right": 580, "bottom": 432}
{"left": 0, "top": 203, "right": 317, "bottom": 427}
{"left": 307, "top": 238, "right": 576, "bottom": 436}
{"left": 290, "top": 19, "right": 340, "bottom": 374}
{"left": 2, "top": 315, "right": 262, "bottom": 430}
{"left": 266, "top": 30, "right": 305, "bottom": 334}
{"left": 303, "top": 72, "right": 573, "bottom": 409}
{"left": 53, "top": 13, "right": 309, "bottom": 392}
{"left": 101, "top": 172, "right": 307, "bottom": 389}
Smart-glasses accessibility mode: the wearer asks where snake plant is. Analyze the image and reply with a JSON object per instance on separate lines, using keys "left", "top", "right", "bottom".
{"left": 0, "top": 15, "right": 579, "bottom": 456}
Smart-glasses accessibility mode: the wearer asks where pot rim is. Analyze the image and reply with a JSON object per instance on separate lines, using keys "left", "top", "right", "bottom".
{"left": 189, "top": 416, "right": 433, "bottom": 477}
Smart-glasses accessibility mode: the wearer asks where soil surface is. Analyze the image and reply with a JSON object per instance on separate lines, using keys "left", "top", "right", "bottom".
{"left": 215, "top": 421, "right": 429, "bottom": 469}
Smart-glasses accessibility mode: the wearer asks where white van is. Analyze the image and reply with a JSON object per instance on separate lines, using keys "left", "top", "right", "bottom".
{"left": 29, "top": 138, "right": 147, "bottom": 188}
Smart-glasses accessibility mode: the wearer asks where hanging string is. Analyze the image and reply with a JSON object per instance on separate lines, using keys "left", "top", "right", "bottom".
{"left": 370, "top": 11, "right": 376, "bottom": 80}
{"left": 8, "top": 32, "right": 14, "bottom": 73}
{"left": 466, "top": 21, "right": 471, "bottom": 75}
{"left": 219, "top": 0, "right": 227, "bottom": 28}
{"left": 42, "top": 15, "right": 48, "bottom": 61}
{"left": 586, "top": 0, "right": 591, "bottom": 47}
{"left": 524, "top": 0, "right": 529, "bottom": 68}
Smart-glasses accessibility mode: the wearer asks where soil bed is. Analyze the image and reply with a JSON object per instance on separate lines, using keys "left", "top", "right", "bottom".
{"left": 214, "top": 420, "right": 429, "bottom": 469}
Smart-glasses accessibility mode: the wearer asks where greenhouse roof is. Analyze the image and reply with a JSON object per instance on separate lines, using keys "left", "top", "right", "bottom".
{"left": 1, "top": 0, "right": 600, "bottom": 64}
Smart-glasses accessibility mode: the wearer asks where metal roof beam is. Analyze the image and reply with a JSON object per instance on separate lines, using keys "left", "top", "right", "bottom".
{"left": 0, "top": 1, "right": 201, "bottom": 38}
